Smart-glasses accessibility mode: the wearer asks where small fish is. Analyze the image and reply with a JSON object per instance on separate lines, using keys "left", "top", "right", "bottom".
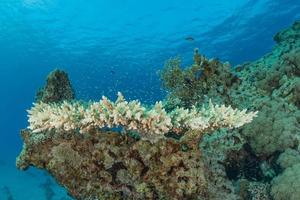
{"left": 185, "top": 36, "right": 195, "bottom": 41}
{"left": 110, "top": 70, "right": 115, "bottom": 75}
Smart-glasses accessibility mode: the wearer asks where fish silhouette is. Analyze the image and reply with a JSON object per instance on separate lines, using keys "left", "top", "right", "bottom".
{"left": 185, "top": 36, "right": 195, "bottom": 41}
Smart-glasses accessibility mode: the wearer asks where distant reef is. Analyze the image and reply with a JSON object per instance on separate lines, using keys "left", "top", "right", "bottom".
{"left": 17, "top": 20, "right": 300, "bottom": 200}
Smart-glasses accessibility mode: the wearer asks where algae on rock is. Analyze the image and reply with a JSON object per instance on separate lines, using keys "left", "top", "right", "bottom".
{"left": 159, "top": 49, "right": 239, "bottom": 109}
{"left": 36, "top": 69, "right": 75, "bottom": 103}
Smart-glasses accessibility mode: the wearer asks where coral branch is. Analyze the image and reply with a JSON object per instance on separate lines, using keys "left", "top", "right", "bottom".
{"left": 27, "top": 92, "right": 257, "bottom": 141}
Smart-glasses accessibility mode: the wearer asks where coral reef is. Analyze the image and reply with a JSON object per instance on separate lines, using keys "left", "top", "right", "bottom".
{"left": 159, "top": 21, "right": 300, "bottom": 158}
{"left": 160, "top": 22, "right": 300, "bottom": 156}
{"left": 17, "top": 67, "right": 256, "bottom": 199}
{"left": 271, "top": 148, "right": 300, "bottom": 200}
{"left": 16, "top": 20, "right": 300, "bottom": 200}
{"left": 159, "top": 20, "right": 300, "bottom": 199}
{"left": 235, "top": 22, "right": 300, "bottom": 158}
{"left": 200, "top": 129, "right": 244, "bottom": 200}
{"left": 17, "top": 129, "right": 208, "bottom": 199}
{"left": 36, "top": 69, "right": 75, "bottom": 103}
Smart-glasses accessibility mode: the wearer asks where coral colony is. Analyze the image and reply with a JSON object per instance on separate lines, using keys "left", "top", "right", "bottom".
{"left": 17, "top": 71, "right": 257, "bottom": 200}
{"left": 17, "top": 21, "right": 300, "bottom": 200}
{"left": 27, "top": 92, "right": 257, "bottom": 141}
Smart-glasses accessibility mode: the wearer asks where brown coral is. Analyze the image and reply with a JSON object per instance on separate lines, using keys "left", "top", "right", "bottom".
{"left": 17, "top": 129, "right": 209, "bottom": 200}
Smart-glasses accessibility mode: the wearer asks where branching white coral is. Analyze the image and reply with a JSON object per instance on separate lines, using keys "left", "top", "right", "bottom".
{"left": 169, "top": 100, "right": 257, "bottom": 132}
{"left": 27, "top": 92, "right": 257, "bottom": 140}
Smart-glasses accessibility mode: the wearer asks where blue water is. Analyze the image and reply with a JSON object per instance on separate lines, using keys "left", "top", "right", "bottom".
{"left": 0, "top": 0, "right": 299, "bottom": 199}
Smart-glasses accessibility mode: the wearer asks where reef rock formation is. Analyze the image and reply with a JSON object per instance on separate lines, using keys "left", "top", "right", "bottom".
{"left": 17, "top": 129, "right": 208, "bottom": 200}
{"left": 36, "top": 69, "right": 75, "bottom": 103}
{"left": 17, "top": 66, "right": 256, "bottom": 200}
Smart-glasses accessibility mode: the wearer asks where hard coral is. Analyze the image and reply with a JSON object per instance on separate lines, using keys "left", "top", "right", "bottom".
{"left": 17, "top": 68, "right": 258, "bottom": 200}
{"left": 239, "top": 180, "right": 271, "bottom": 200}
{"left": 17, "top": 129, "right": 209, "bottom": 200}
{"left": 27, "top": 92, "right": 257, "bottom": 142}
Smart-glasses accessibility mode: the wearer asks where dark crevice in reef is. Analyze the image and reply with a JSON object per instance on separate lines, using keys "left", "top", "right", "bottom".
{"left": 224, "top": 143, "right": 284, "bottom": 183}
{"left": 128, "top": 149, "right": 149, "bottom": 177}
{"left": 107, "top": 162, "right": 127, "bottom": 184}
{"left": 224, "top": 144, "right": 264, "bottom": 181}
{"left": 140, "top": 165, "right": 150, "bottom": 178}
